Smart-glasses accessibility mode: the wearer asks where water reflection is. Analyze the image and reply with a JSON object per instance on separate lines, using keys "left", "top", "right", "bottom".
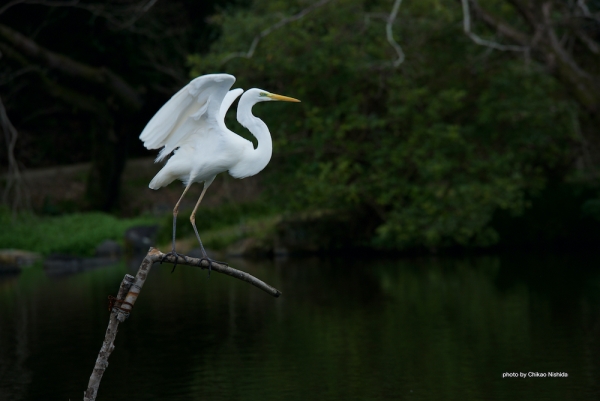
{"left": 0, "top": 253, "right": 598, "bottom": 400}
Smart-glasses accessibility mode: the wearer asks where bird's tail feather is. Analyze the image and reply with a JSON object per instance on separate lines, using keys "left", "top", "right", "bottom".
{"left": 149, "top": 169, "right": 176, "bottom": 189}
{"left": 155, "top": 148, "right": 172, "bottom": 162}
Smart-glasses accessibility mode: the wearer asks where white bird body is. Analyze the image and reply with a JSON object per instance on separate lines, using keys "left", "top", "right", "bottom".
{"left": 147, "top": 122, "right": 251, "bottom": 188}
{"left": 139, "top": 73, "right": 299, "bottom": 266}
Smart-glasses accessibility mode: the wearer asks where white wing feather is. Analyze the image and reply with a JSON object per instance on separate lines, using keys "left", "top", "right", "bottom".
{"left": 139, "top": 74, "right": 236, "bottom": 161}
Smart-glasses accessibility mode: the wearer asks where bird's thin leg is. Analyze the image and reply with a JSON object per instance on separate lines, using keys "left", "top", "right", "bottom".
{"left": 162, "top": 182, "right": 193, "bottom": 272}
{"left": 190, "top": 185, "right": 227, "bottom": 277}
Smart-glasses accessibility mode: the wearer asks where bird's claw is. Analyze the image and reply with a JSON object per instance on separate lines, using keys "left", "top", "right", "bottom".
{"left": 199, "top": 257, "right": 228, "bottom": 277}
{"left": 160, "top": 251, "right": 189, "bottom": 273}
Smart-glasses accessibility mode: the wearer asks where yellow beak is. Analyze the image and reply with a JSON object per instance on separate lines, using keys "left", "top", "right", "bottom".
{"left": 267, "top": 93, "right": 301, "bottom": 102}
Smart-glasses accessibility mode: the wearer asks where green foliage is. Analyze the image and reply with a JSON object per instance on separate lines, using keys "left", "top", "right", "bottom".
{"left": 189, "top": 0, "right": 576, "bottom": 250}
{"left": 0, "top": 207, "right": 155, "bottom": 256}
{"left": 199, "top": 214, "right": 281, "bottom": 250}
{"left": 155, "top": 200, "right": 276, "bottom": 245}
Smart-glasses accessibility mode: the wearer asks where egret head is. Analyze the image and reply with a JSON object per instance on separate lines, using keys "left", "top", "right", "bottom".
{"left": 249, "top": 88, "right": 301, "bottom": 103}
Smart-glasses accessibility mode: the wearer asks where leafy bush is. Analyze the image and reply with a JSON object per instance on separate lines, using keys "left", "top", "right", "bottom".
{"left": 0, "top": 207, "right": 155, "bottom": 256}
{"left": 189, "top": 0, "right": 576, "bottom": 250}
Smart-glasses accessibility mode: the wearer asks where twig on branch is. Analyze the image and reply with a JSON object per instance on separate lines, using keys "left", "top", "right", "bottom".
{"left": 577, "top": 0, "right": 591, "bottom": 16}
{"left": 577, "top": 0, "right": 600, "bottom": 23}
{"left": 362, "top": 0, "right": 405, "bottom": 69}
{"left": 575, "top": 28, "right": 600, "bottom": 54}
{"left": 461, "top": 0, "right": 530, "bottom": 52}
{"left": 220, "top": 0, "right": 333, "bottom": 65}
{"left": 155, "top": 249, "right": 281, "bottom": 298}
{"left": 84, "top": 247, "right": 281, "bottom": 401}
{"left": 386, "top": 0, "right": 405, "bottom": 67}
{"left": 542, "top": 2, "right": 592, "bottom": 79}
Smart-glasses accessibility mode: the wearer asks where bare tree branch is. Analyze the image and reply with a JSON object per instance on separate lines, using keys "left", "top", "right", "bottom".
{"left": 466, "top": 0, "right": 600, "bottom": 113}
{"left": 361, "top": 0, "right": 405, "bottom": 68}
{"left": 0, "top": 23, "right": 141, "bottom": 110}
{"left": 154, "top": 250, "right": 282, "bottom": 298}
{"left": 0, "top": 0, "right": 159, "bottom": 33}
{"left": 84, "top": 247, "right": 281, "bottom": 401}
{"left": 221, "top": 0, "right": 333, "bottom": 65}
{"left": 577, "top": 0, "right": 592, "bottom": 16}
{"left": 575, "top": 28, "right": 600, "bottom": 54}
{"left": 462, "top": 0, "right": 530, "bottom": 52}
{"left": 0, "top": 42, "right": 112, "bottom": 116}
{"left": 0, "top": 94, "right": 30, "bottom": 216}
{"left": 386, "top": 0, "right": 405, "bottom": 67}
{"left": 576, "top": 0, "right": 600, "bottom": 23}
{"left": 83, "top": 273, "right": 135, "bottom": 401}
{"left": 0, "top": 0, "right": 78, "bottom": 16}
{"left": 539, "top": 1, "right": 600, "bottom": 113}
{"left": 542, "top": 2, "right": 592, "bottom": 79}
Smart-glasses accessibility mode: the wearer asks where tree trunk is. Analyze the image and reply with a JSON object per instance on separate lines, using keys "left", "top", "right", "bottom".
{"left": 85, "top": 117, "right": 129, "bottom": 212}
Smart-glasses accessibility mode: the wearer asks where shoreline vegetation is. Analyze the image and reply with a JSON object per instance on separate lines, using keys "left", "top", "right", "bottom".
{"left": 2, "top": 158, "right": 599, "bottom": 260}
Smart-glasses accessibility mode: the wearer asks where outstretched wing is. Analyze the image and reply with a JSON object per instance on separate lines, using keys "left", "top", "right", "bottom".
{"left": 139, "top": 74, "right": 236, "bottom": 161}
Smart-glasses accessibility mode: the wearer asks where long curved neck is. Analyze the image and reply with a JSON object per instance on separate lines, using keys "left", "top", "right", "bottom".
{"left": 236, "top": 94, "right": 273, "bottom": 176}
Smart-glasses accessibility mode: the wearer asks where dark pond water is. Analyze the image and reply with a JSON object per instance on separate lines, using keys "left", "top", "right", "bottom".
{"left": 0, "top": 252, "right": 599, "bottom": 400}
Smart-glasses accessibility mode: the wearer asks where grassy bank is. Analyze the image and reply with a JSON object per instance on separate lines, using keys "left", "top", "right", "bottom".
{"left": 0, "top": 208, "right": 156, "bottom": 256}
{"left": 154, "top": 201, "right": 279, "bottom": 252}
{"left": 0, "top": 200, "right": 279, "bottom": 257}
{"left": 4, "top": 181, "right": 599, "bottom": 259}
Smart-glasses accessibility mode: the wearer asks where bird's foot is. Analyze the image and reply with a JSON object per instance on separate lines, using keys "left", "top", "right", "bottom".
{"left": 160, "top": 250, "right": 189, "bottom": 273}
{"left": 199, "top": 257, "right": 228, "bottom": 277}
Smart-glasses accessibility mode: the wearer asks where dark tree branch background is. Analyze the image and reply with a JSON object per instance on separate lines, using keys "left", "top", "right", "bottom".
{"left": 0, "top": 0, "right": 244, "bottom": 211}
{"left": 467, "top": 0, "right": 600, "bottom": 171}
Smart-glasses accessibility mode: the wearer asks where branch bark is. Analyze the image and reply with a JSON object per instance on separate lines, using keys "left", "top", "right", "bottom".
{"left": 84, "top": 247, "right": 281, "bottom": 401}
{"left": 83, "top": 273, "right": 135, "bottom": 401}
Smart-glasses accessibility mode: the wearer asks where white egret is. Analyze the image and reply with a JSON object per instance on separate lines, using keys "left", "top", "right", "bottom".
{"left": 139, "top": 73, "right": 300, "bottom": 271}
